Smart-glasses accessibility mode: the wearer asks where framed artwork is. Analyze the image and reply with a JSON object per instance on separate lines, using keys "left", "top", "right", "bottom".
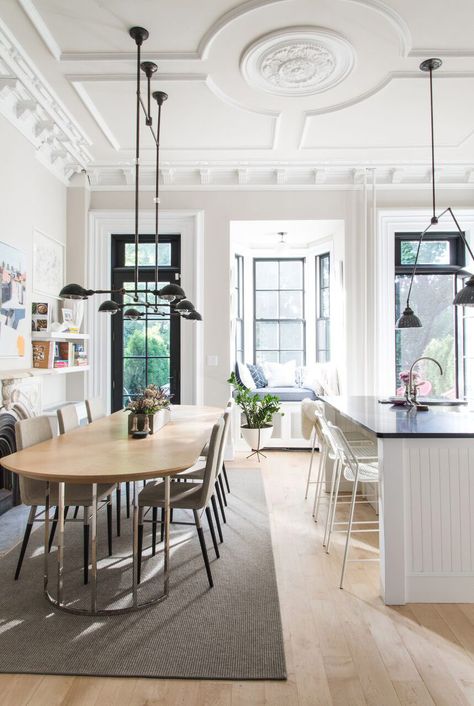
{"left": 32, "top": 229, "right": 64, "bottom": 299}
{"left": 0, "top": 241, "right": 27, "bottom": 357}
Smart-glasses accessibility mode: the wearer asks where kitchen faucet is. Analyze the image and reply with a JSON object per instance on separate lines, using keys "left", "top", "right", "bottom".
{"left": 408, "top": 356, "right": 443, "bottom": 407}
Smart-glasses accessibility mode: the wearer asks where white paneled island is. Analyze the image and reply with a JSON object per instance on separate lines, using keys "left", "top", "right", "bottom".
{"left": 323, "top": 396, "right": 474, "bottom": 605}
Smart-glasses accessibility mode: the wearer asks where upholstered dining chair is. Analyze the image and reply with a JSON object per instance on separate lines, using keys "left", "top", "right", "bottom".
{"left": 14, "top": 415, "right": 115, "bottom": 584}
{"left": 85, "top": 398, "right": 127, "bottom": 535}
{"left": 198, "top": 400, "right": 233, "bottom": 520}
{"left": 85, "top": 397, "right": 104, "bottom": 424}
{"left": 172, "top": 406, "right": 232, "bottom": 545}
{"left": 56, "top": 405, "right": 117, "bottom": 563}
{"left": 137, "top": 416, "right": 225, "bottom": 588}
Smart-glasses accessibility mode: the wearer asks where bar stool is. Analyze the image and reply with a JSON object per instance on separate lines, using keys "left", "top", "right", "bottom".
{"left": 325, "top": 422, "right": 380, "bottom": 588}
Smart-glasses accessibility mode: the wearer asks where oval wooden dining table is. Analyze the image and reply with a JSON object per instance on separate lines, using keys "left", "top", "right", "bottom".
{"left": 2, "top": 405, "right": 222, "bottom": 616}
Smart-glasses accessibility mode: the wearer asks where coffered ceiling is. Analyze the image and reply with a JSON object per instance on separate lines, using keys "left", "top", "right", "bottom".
{"left": 1, "top": 0, "right": 474, "bottom": 188}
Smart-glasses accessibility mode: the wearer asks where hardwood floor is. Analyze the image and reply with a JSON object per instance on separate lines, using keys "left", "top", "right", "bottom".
{"left": 1, "top": 449, "right": 473, "bottom": 705}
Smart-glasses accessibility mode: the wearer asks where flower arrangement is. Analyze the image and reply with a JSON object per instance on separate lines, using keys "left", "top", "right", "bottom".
{"left": 126, "top": 384, "right": 171, "bottom": 415}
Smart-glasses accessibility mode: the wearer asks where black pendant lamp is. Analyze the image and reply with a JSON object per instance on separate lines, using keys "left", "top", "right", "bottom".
{"left": 98, "top": 300, "right": 120, "bottom": 314}
{"left": 396, "top": 58, "right": 474, "bottom": 328}
{"left": 60, "top": 27, "right": 201, "bottom": 321}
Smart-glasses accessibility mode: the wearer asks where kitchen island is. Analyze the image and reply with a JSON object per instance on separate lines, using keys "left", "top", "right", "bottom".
{"left": 323, "top": 396, "right": 474, "bottom": 604}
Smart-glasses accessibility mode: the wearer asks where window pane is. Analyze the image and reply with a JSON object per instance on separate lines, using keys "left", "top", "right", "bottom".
{"left": 256, "top": 321, "right": 278, "bottom": 350}
{"left": 147, "top": 357, "right": 170, "bottom": 389}
{"left": 236, "top": 320, "right": 243, "bottom": 351}
{"left": 317, "top": 319, "right": 330, "bottom": 350}
{"left": 280, "top": 321, "right": 304, "bottom": 350}
{"left": 124, "top": 242, "right": 171, "bottom": 267}
{"left": 255, "top": 261, "right": 278, "bottom": 289}
{"left": 280, "top": 291, "right": 303, "bottom": 318}
{"left": 148, "top": 320, "right": 170, "bottom": 357}
{"left": 280, "top": 350, "right": 303, "bottom": 365}
{"left": 124, "top": 320, "right": 145, "bottom": 356}
{"left": 256, "top": 350, "right": 279, "bottom": 364}
{"left": 255, "top": 291, "right": 278, "bottom": 318}
{"left": 395, "top": 273, "right": 455, "bottom": 397}
{"left": 400, "top": 240, "right": 450, "bottom": 266}
{"left": 123, "top": 358, "right": 146, "bottom": 398}
{"left": 320, "top": 256, "right": 330, "bottom": 287}
{"left": 280, "top": 260, "right": 303, "bottom": 289}
{"left": 320, "top": 289, "right": 330, "bottom": 318}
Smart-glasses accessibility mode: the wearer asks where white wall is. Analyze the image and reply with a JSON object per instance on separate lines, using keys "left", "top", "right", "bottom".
{"left": 90, "top": 184, "right": 474, "bottom": 405}
{"left": 0, "top": 113, "right": 67, "bottom": 408}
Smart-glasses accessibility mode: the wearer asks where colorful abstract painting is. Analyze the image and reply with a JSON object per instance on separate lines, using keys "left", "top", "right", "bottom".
{"left": 0, "top": 241, "right": 27, "bottom": 357}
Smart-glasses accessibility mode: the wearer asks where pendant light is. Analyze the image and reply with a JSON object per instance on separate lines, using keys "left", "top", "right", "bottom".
{"left": 59, "top": 26, "right": 201, "bottom": 321}
{"left": 396, "top": 58, "right": 474, "bottom": 328}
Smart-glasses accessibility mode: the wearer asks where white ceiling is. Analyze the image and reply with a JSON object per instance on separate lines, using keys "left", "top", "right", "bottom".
{"left": 2, "top": 0, "right": 474, "bottom": 187}
{"left": 231, "top": 218, "right": 343, "bottom": 248}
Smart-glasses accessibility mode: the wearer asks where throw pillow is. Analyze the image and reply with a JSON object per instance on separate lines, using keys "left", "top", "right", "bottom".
{"left": 262, "top": 360, "right": 296, "bottom": 387}
{"left": 247, "top": 364, "right": 268, "bottom": 388}
{"left": 237, "top": 361, "right": 256, "bottom": 390}
{"left": 302, "top": 364, "right": 325, "bottom": 395}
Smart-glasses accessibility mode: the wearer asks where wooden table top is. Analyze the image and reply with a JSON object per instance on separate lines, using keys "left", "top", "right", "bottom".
{"left": 2, "top": 406, "right": 222, "bottom": 484}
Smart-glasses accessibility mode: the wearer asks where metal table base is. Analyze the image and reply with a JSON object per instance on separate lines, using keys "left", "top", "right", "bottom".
{"left": 43, "top": 477, "right": 171, "bottom": 616}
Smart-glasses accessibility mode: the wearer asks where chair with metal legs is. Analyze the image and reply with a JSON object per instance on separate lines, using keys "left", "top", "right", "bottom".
{"left": 14, "top": 416, "right": 115, "bottom": 584}
{"left": 200, "top": 400, "right": 232, "bottom": 493}
{"left": 137, "top": 417, "right": 225, "bottom": 588}
{"left": 324, "top": 423, "right": 380, "bottom": 588}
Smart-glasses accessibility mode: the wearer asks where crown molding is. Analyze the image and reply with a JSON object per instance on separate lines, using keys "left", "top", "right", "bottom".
{"left": 81, "top": 161, "right": 474, "bottom": 191}
{"left": 0, "top": 18, "right": 92, "bottom": 183}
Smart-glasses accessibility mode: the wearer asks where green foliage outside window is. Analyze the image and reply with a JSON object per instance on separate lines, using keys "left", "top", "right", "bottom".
{"left": 123, "top": 322, "right": 170, "bottom": 397}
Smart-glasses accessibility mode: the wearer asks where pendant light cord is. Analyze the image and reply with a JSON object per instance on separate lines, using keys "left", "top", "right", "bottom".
{"left": 154, "top": 100, "right": 162, "bottom": 311}
{"left": 134, "top": 40, "right": 141, "bottom": 301}
{"left": 429, "top": 67, "right": 437, "bottom": 224}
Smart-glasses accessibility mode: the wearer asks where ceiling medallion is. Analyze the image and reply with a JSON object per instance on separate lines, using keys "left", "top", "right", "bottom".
{"left": 241, "top": 28, "right": 355, "bottom": 96}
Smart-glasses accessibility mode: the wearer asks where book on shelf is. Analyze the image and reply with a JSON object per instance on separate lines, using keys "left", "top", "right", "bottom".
{"left": 32, "top": 340, "right": 54, "bottom": 368}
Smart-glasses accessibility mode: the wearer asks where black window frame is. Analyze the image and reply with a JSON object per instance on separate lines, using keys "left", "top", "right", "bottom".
{"left": 253, "top": 257, "right": 306, "bottom": 365}
{"left": 316, "top": 252, "right": 331, "bottom": 362}
{"left": 234, "top": 254, "right": 244, "bottom": 363}
{"left": 111, "top": 233, "right": 181, "bottom": 412}
{"left": 394, "top": 231, "right": 468, "bottom": 399}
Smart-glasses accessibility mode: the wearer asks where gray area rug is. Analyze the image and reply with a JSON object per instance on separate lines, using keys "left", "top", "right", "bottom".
{"left": 0, "top": 469, "right": 286, "bottom": 680}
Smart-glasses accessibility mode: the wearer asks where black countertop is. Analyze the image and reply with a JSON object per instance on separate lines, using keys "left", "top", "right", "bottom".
{"left": 322, "top": 396, "right": 474, "bottom": 438}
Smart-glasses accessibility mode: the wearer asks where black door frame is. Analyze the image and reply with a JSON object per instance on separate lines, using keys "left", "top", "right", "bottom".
{"left": 110, "top": 234, "right": 181, "bottom": 411}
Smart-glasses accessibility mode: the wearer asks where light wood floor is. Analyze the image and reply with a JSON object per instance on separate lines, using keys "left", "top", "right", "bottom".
{"left": 1, "top": 450, "right": 474, "bottom": 706}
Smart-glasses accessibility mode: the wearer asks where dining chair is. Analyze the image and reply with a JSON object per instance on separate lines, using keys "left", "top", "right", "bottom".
{"left": 137, "top": 416, "right": 225, "bottom": 588}
{"left": 85, "top": 398, "right": 127, "bottom": 535}
{"left": 56, "top": 405, "right": 116, "bottom": 567}
{"left": 14, "top": 416, "right": 115, "bottom": 584}
{"left": 174, "top": 406, "right": 232, "bottom": 544}
{"left": 85, "top": 397, "right": 104, "bottom": 424}
{"left": 200, "top": 399, "right": 234, "bottom": 523}
{"left": 325, "top": 423, "right": 380, "bottom": 588}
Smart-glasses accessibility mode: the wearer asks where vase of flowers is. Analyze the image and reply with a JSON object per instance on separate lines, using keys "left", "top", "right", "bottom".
{"left": 127, "top": 384, "right": 171, "bottom": 435}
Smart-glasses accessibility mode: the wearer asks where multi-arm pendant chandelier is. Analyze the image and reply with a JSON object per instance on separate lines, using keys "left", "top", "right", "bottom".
{"left": 396, "top": 58, "right": 474, "bottom": 329}
{"left": 59, "top": 27, "right": 202, "bottom": 322}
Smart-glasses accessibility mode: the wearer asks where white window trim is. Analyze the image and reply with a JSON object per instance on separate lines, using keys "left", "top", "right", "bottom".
{"left": 86, "top": 209, "right": 204, "bottom": 411}
{"left": 376, "top": 208, "right": 474, "bottom": 397}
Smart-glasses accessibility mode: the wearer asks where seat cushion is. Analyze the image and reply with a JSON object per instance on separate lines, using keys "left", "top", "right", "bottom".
{"left": 24, "top": 483, "right": 116, "bottom": 507}
{"left": 249, "top": 386, "right": 317, "bottom": 402}
{"left": 138, "top": 479, "right": 203, "bottom": 509}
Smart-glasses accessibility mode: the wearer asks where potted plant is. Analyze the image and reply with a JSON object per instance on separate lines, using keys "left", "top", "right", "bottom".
{"left": 228, "top": 372, "right": 282, "bottom": 459}
{"left": 126, "top": 384, "right": 172, "bottom": 435}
